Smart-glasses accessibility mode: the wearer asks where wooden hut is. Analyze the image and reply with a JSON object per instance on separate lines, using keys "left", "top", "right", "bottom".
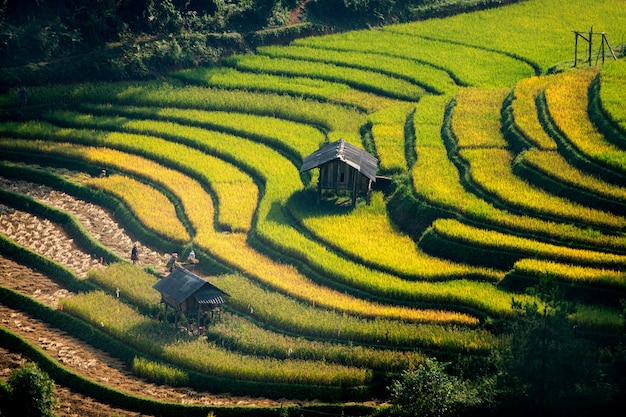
{"left": 300, "top": 138, "right": 378, "bottom": 205}
{"left": 153, "top": 267, "right": 228, "bottom": 330}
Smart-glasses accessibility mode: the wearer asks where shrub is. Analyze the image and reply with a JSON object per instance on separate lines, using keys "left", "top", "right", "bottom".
{"left": 386, "top": 357, "right": 481, "bottom": 417}
{"left": 4, "top": 362, "right": 59, "bottom": 417}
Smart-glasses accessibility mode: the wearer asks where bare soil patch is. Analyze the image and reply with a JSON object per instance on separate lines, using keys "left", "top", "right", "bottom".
{"left": 0, "top": 176, "right": 166, "bottom": 269}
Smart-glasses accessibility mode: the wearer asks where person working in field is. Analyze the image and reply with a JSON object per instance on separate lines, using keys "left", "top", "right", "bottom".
{"left": 131, "top": 244, "right": 139, "bottom": 264}
{"left": 166, "top": 252, "right": 178, "bottom": 272}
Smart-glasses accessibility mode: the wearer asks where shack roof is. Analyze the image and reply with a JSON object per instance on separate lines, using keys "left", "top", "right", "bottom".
{"left": 300, "top": 139, "right": 378, "bottom": 182}
{"left": 153, "top": 267, "right": 228, "bottom": 308}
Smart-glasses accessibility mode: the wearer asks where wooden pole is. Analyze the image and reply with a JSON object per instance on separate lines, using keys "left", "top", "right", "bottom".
{"left": 574, "top": 32, "right": 579, "bottom": 67}
{"left": 596, "top": 35, "right": 604, "bottom": 65}
{"left": 603, "top": 33, "right": 618, "bottom": 60}
{"left": 351, "top": 169, "right": 357, "bottom": 207}
{"left": 317, "top": 168, "right": 322, "bottom": 205}
{"left": 588, "top": 26, "right": 593, "bottom": 66}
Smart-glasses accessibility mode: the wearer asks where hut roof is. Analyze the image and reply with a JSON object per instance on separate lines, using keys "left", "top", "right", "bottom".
{"left": 153, "top": 267, "right": 228, "bottom": 310}
{"left": 300, "top": 139, "right": 378, "bottom": 182}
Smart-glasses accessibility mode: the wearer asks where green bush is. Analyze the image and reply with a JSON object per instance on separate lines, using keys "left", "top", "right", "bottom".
{"left": 5, "top": 363, "right": 59, "bottom": 417}
{"left": 386, "top": 357, "right": 482, "bottom": 417}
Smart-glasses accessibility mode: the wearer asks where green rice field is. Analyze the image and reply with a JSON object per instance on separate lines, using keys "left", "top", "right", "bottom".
{"left": 0, "top": 0, "right": 625, "bottom": 414}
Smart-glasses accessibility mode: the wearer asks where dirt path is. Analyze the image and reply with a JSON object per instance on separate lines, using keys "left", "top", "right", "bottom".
{"left": 288, "top": 0, "right": 310, "bottom": 25}
{"left": 0, "top": 346, "right": 153, "bottom": 417}
{"left": 0, "top": 177, "right": 293, "bottom": 415}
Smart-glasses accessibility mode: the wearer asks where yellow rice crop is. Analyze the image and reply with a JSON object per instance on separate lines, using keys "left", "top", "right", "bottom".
{"left": 84, "top": 174, "right": 190, "bottom": 243}
{"left": 371, "top": 123, "right": 407, "bottom": 173}
{"left": 296, "top": 192, "right": 501, "bottom": 279}
{"left": 0, "top": 137, "right": 484, "bottom": 324}
{"left": 451, "top": 87, "right": 510, "bottom": 148}
{"left": 410, "top": 95, "right": 626, "bottom": 252}
{"left": 433, "top": 218, "right": 626, "bottom": 268}
{"left": 513, "top": 258, "right": 626, "bottom": 290}
{"left": 510, "top": 75, "right": 558, "bottom": 150}
{"left": 0, "top": 138, "right": 216, "bottom": 240}
{"left": 195, "top": 228, "right": 483, "bottom": 324}
{"left": 520, "top": 149, "right": 626, "bottom": 203}
{"left": 544, "top": 68, "right": 626, "bottom": 172}
{"left": 34, "top": 112, "right": 259, "bottom": 233}
{"left": 461, "top": 148, "right": 626, "bottom": 230}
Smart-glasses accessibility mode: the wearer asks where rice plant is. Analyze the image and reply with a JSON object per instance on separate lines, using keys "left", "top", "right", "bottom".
{"left": 411, "top": 95, "right": 626, "bottom": 252}
{"left": 224, "top": 54, "right": 426, "bottom": 101}
{"left": 60, "top": 291, "right": 372, "bottom": 386}
{"left": 429, "top": 218, "right": 626, "bottom": 268}
{"left": 460, "top": 148, "right": 626, "bottom": 231}
{"left": 511, "top": 258, "right": 626, "bottom": 291}
{"left": 598, "top": 59, "right": 626, "bottom": 136}
{"left": 288, "top": 191, "right": 501, "bottom": 280}
{"left": 517, "top": 149, "right": 626, "bottom": 205}
{"left": 509, "top": 75, "right": 558, "bottom": 150}
{"left": 256, "top": 44, "right": 457, "bottom": 95}
{"left": 386, "top": 0, "right": 626, "bottom": 74}
{"left": 294, "top": 30, "right": 534, "bottom": 88}
{"left": 77, "top": 103, "right": 326, "bottom": 160}
{"left": 84, "top": 174, "right": 190, "bottom": 244}
{"left": 171, "top": 66, "right": 403, "bottom": 113}
{"left": 544, "top": 68, "right": 626, "bottom": 174}
{"left": 451, "top": 88, "right": 510, "bottom": 148}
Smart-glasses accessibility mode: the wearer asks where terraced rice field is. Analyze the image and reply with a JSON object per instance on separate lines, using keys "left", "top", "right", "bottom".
{"left": 1, "top": 0, "right": 625, "bottom": 415}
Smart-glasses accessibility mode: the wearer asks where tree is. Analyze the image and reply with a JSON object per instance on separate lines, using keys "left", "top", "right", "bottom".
{"left": 495, "top": 275, "right": 616, "bottom": 417}
{"left": 4, "top": 362, "right": 59, "bottom": 417}
{"left": 387, "top": 357, "right": 481, "bottom": 417}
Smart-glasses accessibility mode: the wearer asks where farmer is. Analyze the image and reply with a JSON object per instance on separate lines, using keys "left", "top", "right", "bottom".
{"left": 131, "top": 244, "right": 139, "bottom": 264}
{"left": 166, "top": 252, "right": 178, "bottom": 272}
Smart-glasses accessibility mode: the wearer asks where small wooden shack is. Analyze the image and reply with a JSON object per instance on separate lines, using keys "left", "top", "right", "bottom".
{"left": 300, "top": 138, "right": 378, "bottom": 205}
{"left": 153, "top": 267, "right": 228, "bottom": 328}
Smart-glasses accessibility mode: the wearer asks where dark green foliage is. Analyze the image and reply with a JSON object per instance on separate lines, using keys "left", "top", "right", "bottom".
{"left": 306, "top": 0, "right": 395, "bottom": 30}
{"left": 0, "top": 0, "right": 523, "bottom": 90}
{"left": 386, "top": 357, "right": 482, "bottom": 417}
{"left": 4, "top": 363, "right": 59, "bottom": 417}
{"left": 246, "top": 23, "right": 319, "bottom": 48}
{"left": 307, "top": 0, "right": 521, "bottom": 30}
{"left": 382, "top": 277, "right": 626, "bottom": 417}
{"left": 0, "top": 379, "right": 12, "bottom": 415}
{"left": 494, "top": 275, "right": 618, "bottom": 416}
